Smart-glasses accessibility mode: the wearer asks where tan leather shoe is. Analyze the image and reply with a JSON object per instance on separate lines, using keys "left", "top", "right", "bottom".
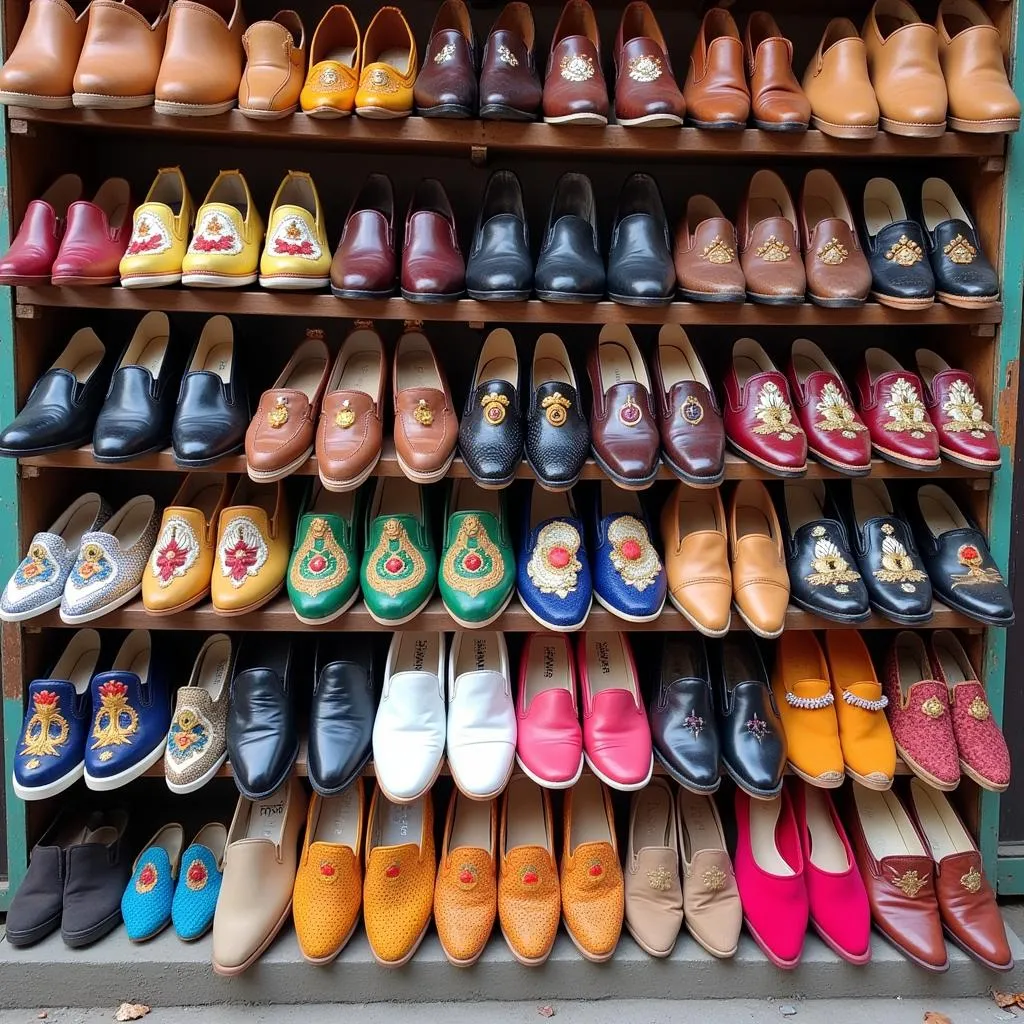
{"left": 212, "top": 775, "right": 307, "bottom": 976}
{"left": 743, "top": 11, "right": 810, "bottom": 131}
{"left": 737, "top": 170, "right": 806, "bottom": 305}
{"left": 678, "top": 789, "right": 741, "bottom": 958}
{"left": 72, "top": 0, "right": 168, "bottom": 108}
{"left": 239, "top": 9, "right": 305, "bottom": 119}
{"left": 937, "top": 0, "right": 1020, "bottom": 134}
{"left": 660, "top": 481, "right": 731, "bottom": 637}
{"left": 862, "top": 0, "right": 947, "bottom": 137}
{"left": 683, "top": 7, "right": 750, "bottom": 129}
{"left": 155, "top": 0, "right": 246, "bottom": 116}
{"left": 0, "top": 0, "right": 89, "bottom": 108}
{"left": 624, "top": 778, "right": 683, "bottom": 958}
{"left": 355, "top": 5, "right": 416, "bottom": 118}
{"left": 803, "top": 18, "right": 879, "bottom": 138}
{"left": 728, "top": 479, "right": 790, "bottom": 638}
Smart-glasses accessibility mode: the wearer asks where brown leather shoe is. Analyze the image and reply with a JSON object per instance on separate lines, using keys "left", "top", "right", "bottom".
{"left": 803, "top": 18, "right": 879, "bottom": 139}
{"left": 613, "top": 1, "right": 684, "bottom": 128}
{"left": 937, "top": 0, "right": 1020, "bottom": 134}
{"left": 744, "top": 12, "right": 809, "bottom": 131}
{"left": 155, "top": 0, "right": 246, "bottom": 116}
{"left": 542, "top": 0, "right": 609, "bottom": 126}
{"left": 737, "top": 170, "right": 805, "bottom": 305}
{"left": 317, "top": 325, "right": 385, "bottom": 493}
{"left": 479, "top": 2, "right": 542, "bottom": 121}
{"left": 587, "top": 324, "right": 660, "bottom": 490}
{"left": 239, "top": 10, "right": 305, "bottom": 120}
{"left": 393, "top": 328, "right": 458, "bottom": 484}
{"left": 684, "top": 7, "right": 749, "bottom": 129}
{"left": 728, "top": 480, "right": 789, "bottom": 639}
{"left": 863, "top": 0, "right": 947, "bottom": 137}
{"left": 0, "top": 0, "right": 89, "bottom": 108}
{"left": 800, "top": 169, "right": 871, "bottom": 308}
{"left": 245, "top": 336, "right": 330, "bottom": 483}
{"left": 674, "top": 195, "right": 745, "bottom": 303}
{"left": 401, "top": 179, "right": 465, "bottom": 303}
{"left": 414, "top": 0, "right": 477, "bottom": 118}
{"left": 72, "top": 0, "right": 168, "bottom": 108}
{"left": 330, "top": 173, "right": 396, "bottom": 300}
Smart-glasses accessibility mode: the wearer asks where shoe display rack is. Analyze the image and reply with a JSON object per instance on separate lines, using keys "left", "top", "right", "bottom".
{"left": 0, "top": 0, "right": 1022, "bottom": 1003}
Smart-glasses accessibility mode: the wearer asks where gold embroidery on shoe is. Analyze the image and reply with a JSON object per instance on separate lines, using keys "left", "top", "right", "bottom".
{"left": 25, "top": 758, "right": 40, "bottom": 770}
{"left": 527, "top": 521, "right": 582, "bottom": 598}
{"left": 752, "top": 381, "right": 802, "bottom": 441}
{"left": 434, "top": 42, "right": 456, "bottom": 64}
{"left": 884, "top": 235, "right": 923, "bottom": 267}
{"left": 700, "top": 237, "right": 735, "bottom": 264}
{"left": 334, "top": 400, "right": 355, "bottom": 429}
{"left": 627, "top": 54, "right": 662, "bottom": 82}
{"left": 960, "top": 866, "right": 982, "bottom": 894}
{"left": 21, "top": 690, "right": 69, "bottom": 758}
{"left": 268, "top": 396, "right": 289, "bottom": 428}
{"left": 367, "top": 67, "right": 399, "bottom": 92}
{"left": 647, "top": 865, "right": 673, "bottom": 891}
{"left": 441, "top": 515, "right": 505, "bottom": 598}
{"left": 680, "top": 395, "right": 704, "bottom": 425}
{"left": 805, "top": 537, "right": 861, "bottom": 590}
{"left": 413, "top": 398, "right": 434, "bottom": 426}
{"left": 365, "top": 519, "right": 428, "bottom": 598}
{"left": 91, "top": 680, "right": 139, "bottom": 749}
{"left": 950, "top": 543, "right": 1003, "bottom": 588}
{"left": 883, "top": 377, "right": 933, "bottom": 439}
{"left": 560, "top": 53, "right": 595, "bottom": 82}
{"left": 891, "top": 869, "right": 926, "bottom": 897}
{"left": 498, "top": 44, "right": 519, "bottom": 67}
{"left": 481, "top": 391, "right": 509, "bottom": 425}
{"left": 289, "top": 517, "right": 348, "bottom": 598}
{"left": 968, "top": 695, "right": 991, "bottom": 721}
{"left": 317, "top": 66, "right": 341, "bottom": 89}
{"left": 815, "top": 381, "right": 867, "bottom": 439}
{"left": 873, "top": 529, "right": 927, "bottom": 591}
{"left": 942, "top": 379, "right": 993, "bottom": 438}
{"left": 608, "top": 515, "right": 661, "bottom": 591}
{"left": 756, "top": 235, "right": 790, "bottom": 262}
{"left": 702, "top": 866, "right": 727, "bottom": 892}
{"left": 817, "top": 238, "right": 849, "bottom": 265}
{"left": 618, "top": 394, "right": 642, "bottom": 426}
{"left": 542, "top": 392, "right": 571, "bottom": 427}
{"left": 921, "top": 696, "right": 945, "bottom": 719}
{"left": 944, "top": 234, "right": 977, "bottom": 264}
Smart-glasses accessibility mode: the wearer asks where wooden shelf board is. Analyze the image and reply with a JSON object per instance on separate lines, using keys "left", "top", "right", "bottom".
{"left": 15, "top": 286, "right": 1003, "bottom": 326}
{"left": 19, "top": 443, "right": 993, "bottom": 482}
{"left": 8, "top": 107, "right": 1005, "bottom": 161}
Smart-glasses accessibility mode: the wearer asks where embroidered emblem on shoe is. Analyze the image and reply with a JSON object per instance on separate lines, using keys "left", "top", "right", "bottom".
{"left": 921, "top": 696, "right": 945, "bottom": 719}
{"left": 891, "top": 869, "right": 925, "bottom": 897}
{"left": 185, "top": 859, "right": 209, "bottom": 891}
{"left": 944, "top": 234, "right": 976, "bottom": 264}
{"left": 587, "top": 859, "right": 604, "bottom": 880}
{"left": 21, "top": 690, "right": 69, "bottom": 758}
{"left": 951, "top": 543, "right": 1003, "bottom": 588}
{"left": 498, "top": 44, "right": 519, "bottom": 66}
{"left": 756, "top": 235, "right": 790, "bottom": 262}
{"left": 136, "top": 862, "right": 159, "bottom": 895}
{"left": 785, "top": 689, "right": 835, "bottom": 710}
{"left": 384, "top": 862, "right": 401, "bottom": 879}
{"left": 560, "top": 53, "right": 595, "bottom": 82}
{"left": 942, "top": 379, "right": 993, "bottom": 438}
{"left": 220, "top": 518, "right": 269, "bottom": 587}
{"left": 607, "top": 516, "right": 661, "bottom": 591}
{"left": 413, "top": 399, "right": 433, "bottom": 426}
{"left": 481, "top": 391, "right": 509, "bottom": 425}
{"left": 968, "top": 695, "right": 990, "bottom": 721}
{"left": 365, "top": 519, "right": 428, "bottom": 597}
{"left": 700, "top": 237, "right": 734, "bottom": 264}
{"left": 805, "top": 536, "right": 861, "bottom": 590}
{"left": 12, "top": 541, "right": 57, "bottom": 590}
{"left": 268, "top": 396, "right": 289, "bottom": 428}
{"left": 189, "top": 211, "right": 243, "bottom": 256}
{"left": 627, "top": 54, "right": 662, "bottom": 82}
{"left": 69, "top": 543, "right": 115, "bottom": 590}
{"left": 521, "top": 865, "right": 539, "bottom": 886}
{"left": 814, "top": 381, "right": 865, "bottom": 438}
{"left": 458, "top": 864, "right": 478, "bottom": 890}
{"left": 151, "top": 516, "right": 199, "bottom": 588}
{"left": 960, "top": 866, "right": 982, "bottom": 893}
{"left": 367, "top": 68, "right": 399, "bottom": 92}
{"left": 434, "top": 42, "right": 456, "bottom": 64}
{"left": 317, "top": 66, "right": 341, "bottom": 88}
{"left": 334, "top": 399, "right": 356, "bottom": 429}
{"left": 684, "top": 710, "right": 704, "bottom": 739}
{"left": 745, "top": 713, "right": 769, "bottom": 743}
{"left": 873, "top": 528, "right": 927, "bottom": 590}
{"left": 319, "top": 860, "right": 338, "bottom": 883}
{"left": 442, "top": 515, "right": 505, "bottom": 598}
{"left": 92, "top": 680, "right": 139, "bottom": 749}
{"left": 618, "top": 394, "right": 642, "bottom": 426}
{"left": 126, "top": 211, "right": 172, "bottom": 257}
{"left": 647, "top": 865, "right": 673, "bottom": 891}
{"left": 167, "top": 708, "right": 211, "bottom": 765}
{"left": 882, "top": 378, "right": 933, "bottom": 439}
{"left": 290, "top": 517, "right": 348, "bottom": 597}
{"left": 269, "top": 216, "right": 322, "bottom": 260}
{"left": 527, "top": 521, "right": 582, "bottom": 598}
{"left": 542, "top": 392, "right": 571, "bottom": 427}
{"left": 817, "top": 238, "right": 848, "bottom": 265}
{"left": 702, "top": 865, "right": 727, "bottom": 892}
{"left": 884, "top": 235, "right": 923, "bottom": 267}
{"left": 752, "top": 381, "right": 801, "bottom": 441}
{"left": 842, "top": 689, "right": 888, "bottom": 711}
{"left": 680, "top": 396, "right": 704, "bottom": 425}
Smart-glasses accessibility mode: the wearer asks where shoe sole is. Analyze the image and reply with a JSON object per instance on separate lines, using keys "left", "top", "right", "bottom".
{"left": 731, "top": 600, "right": 784, "bottom": 639}
{"left": 867, "top": 602, "right": 934, "bottom": 626}
{"left": 514, "top": 752, "right": 584, "bottom": 791}
{"left": 181, "top": 272, "right": 258, "bottom": 288}
{"left": 394, "top": 448, "right": 455, "bottom": 485}
{"left": 172, "top": 442, "right": 244, "bottom": 469}
{"left": 593, "top": 590, "right": 664, "bottom": 624}
{"left": 363, "top": 588, "right": 437, "bottom": 627}
{"left": 807, "top": 446, "right": 872, "bottom": 477}
{"left": 443, "top": 587, "right": 515, "bottom": 629}
{"left": 331, "top": 286, "right": 395, "bottom": 299}
{"left": 652, "top": 747, "right": 720, "bottom": 795}
{"left": 0, "top": 91, "right": 72, "bottom": 108}
{"left": 166, "top": 750, "right": 228, "bottom": 795}
{"left": 212, "top": 899, "right": 294, "bottom": 976}
{"left": 60, "top": 582, "right": 143, "bottom": 625}
{"left": 660, "top": 450, "right": 724, "bottom": 489}
{"left": 299, "top": 915, "right": 361, "bottom": 966}
{"left": 480, "top": 105, "right": 535, "bottom": 121}
{"left": 239, "top": 105, "right": 297, "bottom": 120}
{"left": 121, "top": 273, "right": 183, "bottom": 288}
{"left": 677, "top": 287, "right": 746, "bottom": 304}
{"left": 949, "top": 115, "right": 1020, "bottom": 133}
{"left": 291, "top": 588, "right": 360, "bottom": 626}
{"left": 846, "top": 768, "right": 893, "bottom": 792}
{"left": 726, "top": 438, "right": 807, "bottom": 479}
{"left": 62, "top": 907, "right": 124, "bottom": 949}
{"left": 400, "top": 289, "right": 465, "bottom": 303}
{"left": 417, "top": 104, "right": 473, "bottom": 118}
{"left": 617, "top": 113, "right": 684, "bottom": 128}
{"left": 0, "top": 594, "right": 63, "bottom": 623}
{"left": 937, "top": 445, "right": 1001, "bottom": 471}
{"left": 304, "top": 108, "right": 352, "bottom": 120}
{"left": 583, "top": 751, "right": 653, "bottom": 793}
{"left": 155, "top": 99, "right": 236, "bottom": 116}
{"left": 959, "top": 760, "right": 1008, "bottom": 793}
{"left": 894, "top": 742, "right": 959, "bottom": 792}
{"left": 811, "top": 115, "right": 878, "bottom": 139}
{"left": 212, "top": 581, "right": 285, "bottom": 617}
{"left": 543, "top": 113, "right": 607, "bottom": 125}
{"left": 937, "top": 291, "right": 1000, "bottom": 309}
{"left": 754, "top": 120, "right": 808, "bottom": 132}
{"left": 466, "top": 289, "right": 531, "bottom": 302}
{"left": 880, "top": 117, "right": 946, "bottom": 137}
{"left": 788, "top": 760, "right": 844, "bottom": 789}
{"left": 73, "top": 92, "right": 153, "bottom": 109}
{"left": 871, "top": 290, "right": 934, "bottom": 310}
{"left": 517, "top": 589, "right": 591, "bottom": 633}
{"left": 84, "top": 737, "right": 166, "bottom": 791}
{"left": 535, "top": 291, "right": 603, "bottom": 303}
{"left": 12, "top": 761, "right": 84, "bottom": 801}
{"left": 870, "top": 442, "right": 942, "bottom": 472}
{"left": 258, "top": 276, "right": 330, "bottom": 290}
{"left": 355, "top": 107, "right": 411, "bottom": 119}
{"left": 607, "top": 293, "right": 674, "bottom": 307}
{"left": 590, "top": 448, "right": 660, "bottom": 490}
{"left": 247, "top": 446, "right": 314, "bottom": 483}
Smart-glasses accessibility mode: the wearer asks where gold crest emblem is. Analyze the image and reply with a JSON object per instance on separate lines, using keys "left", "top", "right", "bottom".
{"left": 701, "top": 237, "right": 735, "bottom": 264}
{"left": 921, "top": 697, "right": 945, "bottom": 719}
{"left": 968, "top": 696, "right": 990, "bottom": 721}
{"left": 335, "top": 400, "right": 356, "bottom": 429}
{"left": 560, "top": 53, "right": 595, "bottom": 82}
{"left": 542, "top": 392, "right": 571, "bottom": 427}
{"left": 892, "top": 869, "right": 926, "bottom": 898}
{"left": 268, "top": 396, "right": 289, "bottom": 428}
{"left": 702, "top": 866, "right": 727, "bottom": 892}
{"left": 960, "top": 866, "right": 982, "bottom": 894}
{"left": 756, "top": 235, "right": 791, "bottom": 262}
{"left": 944, "top": 234, "right": 977, "bottom": 264}
{"left": 817, "top": 237, "right": 849, "bottom": 265}
{"left": 647, "top": 866, "right": 673, "bottom": 891}
{"left": 413, "top": 398, "right": 433, "bottom": 426}
{"left": 884, "top": 234, "right": 923, "bottom": 267}
{"left": 627, "top": 54, "right": 662, "bottom": 82}
{"left": 481, "top": 392, "right": 509, "bottom": 425}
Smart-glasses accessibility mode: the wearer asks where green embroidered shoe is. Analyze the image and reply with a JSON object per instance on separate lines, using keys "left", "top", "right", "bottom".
{"left": 360, "top": 477, "right": 437, "bottom": 625}
{"left": 439, "top": 481, "right": 515, "bottom": 628}
{"left": 287, "top": 484, "right": 364, "bottom": 625}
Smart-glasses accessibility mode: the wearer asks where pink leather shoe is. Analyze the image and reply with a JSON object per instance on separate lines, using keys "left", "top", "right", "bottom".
{"left": 577, "top": 632, "right": 653, "bottom": 792}
{"left": 516, "top": 632, "right": 584, "bottom": 789}
{"left": 0, "top": 173, "right": 82, "bottom": 285}
{"left": 791, "top": 779, "right": 871, "bottom": 965}
{"left": 734, "top": 787, "right": 808, "bottom": 969}
{"left": 51, "top": 178, "right": 132, "bottom": 286}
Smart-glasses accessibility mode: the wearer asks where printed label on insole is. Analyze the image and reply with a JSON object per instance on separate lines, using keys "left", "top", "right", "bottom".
{"left": 253, "top": 797, "right": 286, "bottom": 841}
{"left": 473, "top": 636, "right": 490, "bottom": 670}
{"left": 412, "top": 638, "right": 430, "bottom": 671}
{"left": 542, "top": 644, "right": 557, "bottom": 679}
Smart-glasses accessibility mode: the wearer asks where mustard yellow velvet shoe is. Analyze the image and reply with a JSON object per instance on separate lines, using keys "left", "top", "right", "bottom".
{"left": 354, "top": 6, "right": 416, "bottom": 119}
{"left": 181, "top": 170, "right": 264, "bottom": 289}
{"left": 120, "top": 167, "right": 195, "bottom": 289}
{"left": 259, "top": 171, "right": 332, "bottom": 291}
{"left": 301, "top": 5, "right": 360, "bottom": 118}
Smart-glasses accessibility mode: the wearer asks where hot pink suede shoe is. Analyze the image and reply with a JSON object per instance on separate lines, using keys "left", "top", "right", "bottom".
{"left": 516, "top": 632, "right": 584, "bottom": 789}
{"left": 734, "top": 787, "right": 808, "bottom": 969}
{"left": 577, "top": 632, "right": 653, "bottom": 792}
{"left": 927, "top": 631, "right": 1009, "bottom": 792}
{"left": 791, "top": 780, "right": 871, "bottom": 965}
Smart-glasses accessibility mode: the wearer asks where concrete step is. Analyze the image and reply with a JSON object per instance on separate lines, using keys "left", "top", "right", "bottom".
{"left": 0, "top": 920, "right": 1021, "bottom": 1008}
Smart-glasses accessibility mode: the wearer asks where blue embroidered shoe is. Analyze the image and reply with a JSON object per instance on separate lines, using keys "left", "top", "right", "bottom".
{"left": 122, "top": 824, "right": 184, "bottom": 942}
{"left": 591, "top": 481, "right": 666, "bottom": 622}
{"left": 517, "top": 486, "right": 592, "bottom": 631}
{"left": 172, "top": 823, "right": 227, "bottom": 941}
{"left": 13, "top": 629, "right": 103, "bottom": 801}
{"left": 84, "top": 629, "right": 171, "bottom": 791}
{"left": 0, "top": 493, "right": 110, "bottom": 622}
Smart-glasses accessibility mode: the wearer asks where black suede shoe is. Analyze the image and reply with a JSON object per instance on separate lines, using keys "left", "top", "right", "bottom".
{"left": 649, "top": 635, "right": 720, "bottom": 794}
{"left": 710, "top": 635, "right": 785, "bottom": 800}
{"left": 92, "top": 312, "right": 186, "bottom": 463}
{"left": 534, "top": 172, "right": 605, "bottom": 303}
{"left": 226, "top": 635, "right": 298, "bottom": 800}
{"left": 465, "top": 170, "right": 532, "bottom": 301}
{"left": 607, "top": 173, "right": 675, "bottom": 307}
{"left": 0, "top": 328, "right": 112, "bottom": 457}
{"left": 308, "top": 635, "right": 376, "bottom": 797}
{"left": 778, "top": 479, "right": 870, "bottom": 624}
{"left": 172, "top": 315, "right": 249, "bottom": 469}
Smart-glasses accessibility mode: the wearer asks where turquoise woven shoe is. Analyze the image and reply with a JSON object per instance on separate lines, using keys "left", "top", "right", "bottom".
{"left": 172, "top": 823, "right": 227, "bottom": 942}
{"left": 121, "top": 824, "right": 183, "bottom": 942}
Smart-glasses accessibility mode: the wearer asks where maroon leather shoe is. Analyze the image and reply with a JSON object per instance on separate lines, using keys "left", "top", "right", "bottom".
{"left": 51, "top": 177, "right": 131, "bottom": 286}
{"left": 400, "top": 178, "right": 465, "bottom": 303}
{"left": 854, "top": 348, "right": 941, "bottom": 471}
{"left": 613, "top": 1, "right": 685, "bottom": 128}
{"left": 916, "top": 348, "right": 1000, "bottom": 471}
{"left": 787, "top": 338, "right": 870, "bottom": 476}
{"left": 542, "top": 0, "right": 609, "bottom": 125}
{"left": 479, "top": 1, "right": 542, "bottom": 121}
{"left": 0, "top": 173, "right": 82, "bottom": 285}
{"left": 330, "top": 173, "right": 396, "bottom": 300}
{"left": 723, "top": 338, "right": 807, "bottom": 477}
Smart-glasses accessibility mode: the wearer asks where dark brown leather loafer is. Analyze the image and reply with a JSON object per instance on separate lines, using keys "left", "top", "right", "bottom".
{"left": 414, "top": 0, "right": 477, "bottom": 118}
{"left": 479, "top": 1, "right": 542, "bottom": 121}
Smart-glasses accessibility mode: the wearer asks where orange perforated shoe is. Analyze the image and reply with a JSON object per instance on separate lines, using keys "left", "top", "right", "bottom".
{"left": 292, "top": 782, "right": 364, "bottom": 965}
{"left": 434, "top": 790, "right": 498, "bottom": 967}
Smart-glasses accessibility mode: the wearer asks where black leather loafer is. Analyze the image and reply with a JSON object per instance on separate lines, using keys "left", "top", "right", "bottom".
{"left": 607, "top": 173, "right": 675, "bottom": 307}
{"left": 466, "top": 169, "right": 533, "bottom": 301}
{"left": 778, "top": 479, "right": 870, "bottom": 623}
{"left": 534, "top": 172, "right": 605, "bottom": 303}
{"left": 172, "top": 315, "right": 250, "bottom": 468}
{"left": 649, "top": 635, "right": 720, "bottom": 794}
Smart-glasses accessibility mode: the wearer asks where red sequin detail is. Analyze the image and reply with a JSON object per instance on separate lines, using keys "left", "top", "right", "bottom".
{"left": 621, "top": 539, "right": 641, "bottom": 560}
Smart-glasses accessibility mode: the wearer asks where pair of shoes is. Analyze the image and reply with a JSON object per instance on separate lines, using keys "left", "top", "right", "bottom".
{"left": 121, "top": 823, "right": 227, "bottom": 942}
{"left": 373, "top": 631, "right": 515, "bottom": 802}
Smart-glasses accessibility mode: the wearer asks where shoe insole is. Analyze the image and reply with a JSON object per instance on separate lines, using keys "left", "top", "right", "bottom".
{"left": 735, "top": 505, "right": 772, "bottom": 540}
{"left": 722, "top": 640, "right": 762, "bottom": 689}
{"left": 678, "top": 497, "right": 720, "bottom": 541}
{"left": 52, "top": 631, "right": 102, "bottom": 695}
{"left": 338, "top": 351, "right": 383, "bottom": 398}
{"left": 791, "top": 347, "right": 828, "bottom": 384}
{"left": 52, "top": 819, "right": 90, "bottom": 849}
{"left": 377, "top": 46, "right": 411, "bottom": 74}
{"left": 121, "top": 328, "right": 169, "bottom": 377}
{"left": 505, "top": 776, "right": 549, "bottom": 851}
{"left": 531, "top": 487, "right": 571, "bottom": 528}
{"left": 658, "top": 341, "right": 709, "bottom": 388}
{"left": 534, "top": 357, "right": 571, "bottom": 386}
{"left": 922, "top": 181, "right": 970, "bottom": 230}
{"left": 918, "top": 489, "right": 967, "bottom": 534}
{"left": 193, "top": 822, "right": 228, "bottom": 864}
{"left": 477, "top": 356, "right": 517, "bottom": 387}
{"left": 209, "top": 175, "right": 249, "bottom": 217}
{"left": 312, "top": 786, "right": 360, "bottom": 851}
{"left": 308, "top": 484, "right": 355, "bottom": 520}
{"left": 876, "top": 13, "right": 905, "bottom": 36}
{"left": 733, "top": 354, "right": 768, "bottom": 388}
{"left": 600, "top": 479, "right": 641, "bottom": 518}
{"left": 326, "top": 46, "right": 357, "bottom": 65}
{"left": 276, "top": 178, "right": 315, "bottom": 213}
{"left": 632, "top": 782, "right": 672, "bottom": 853}
{"left": 748, "top": 196, "right": 786, "bottom": 222}
{"left": 113, "top": 500, "right": 156, "bottom": 547}
{"left": 94, "top": 179, "right": 131, "bottom": 232}
{"left": 782, "top": 638, "right": 825, "bottom": 681}
{"left": 395, "top": 334, "right": 441, "bottom": 392}
{"left": 374, "top": 793, "right": 422, "bottom": 848}
{"left": 864, "top": 197, "right": 902, "bottom": 234}
{"left": 804, "top": 788, "right": 849, "bottom": 873}
{"left": 194, "top": 635, "right": 232, "bottom": 701}
{"left": 450, "top": 794, "right": 492, "bottom": 851}
{"left": 581, "top": 632, "right": 633, "bottom": 696}
{"left": 190, "top": 482, "right": 226, "bottom": 519}
{"left": 200, "top": 343, "right": 233, "bottom": 382}
{"left": 804, "top": 195, "right": 838, "bottom": 227}
{"left": 749, "top": 799, "right": 794, "bottom": 876}
{"left": 598, "top": 342, "right": 644, "bottom": 393}
{"left": 84, "top": 825, "right": 120, "bottom": 847}
{"left": 150, "top": 173, "right": 183, "bottom": 213}
{"left": 391, "top": 632, "right": 441, "bottom": 675}
{"left": 454, "top": 631, "right": 501, "bottom": 676}
{"left": 909, "top": 781, "right": 972, "bottom": 860}
{"left": 853, "top": 786, "right": 926, "bottom": 858}
{"left": 280, "top": 357, "right": 327, "bottom": 398}
{"left": 42, "top": 173, "right": 82, "bottom": 216}
{"left": 452, "top": 480, "right": 500, "bottom": 517}
{"left": 62, "top": 501, "right": 103, "bottom": 548}
{"left": 232, "top": 480, "right": 276, "bottom": 515}
{"left": 826, "top": 632, "right": 874, "bottom": 689}
{"left": 147, "top": 825, "right": 185, "bottom": 864}
{"left": 678, "top": 792, "right": 726, "bottom": 861}
{"left": 896, "top": 637, "right": 931, "bottom": 699}
{"left": 662, "top": 638, "right": 703, "bottom": 681}
{"left": 852, "top": 481, "right": 891, "bottom": 522}
{"left": 865, "top": 348, "right": 900, "bottom": 377}
{"left": 373, "top": 475, "right": 420, "bottom": 518}
{"left": 245, "top": 792, "right": 288, "bottom": 844}
{"left": 785, "top": 485, "right": 824, "bottom": 531}
{"left": 915, "top": 349, "right": 947, "bottom": 389}
{"left": 57, "top": 336, "right": 103, "bottom": 382}
{"left": 567, "top": 773, "right": 611, "bottom": 852}
{"left": 932, "top": 634, "right": 971, "bottom": 684}
{"left": 522, "top": 635, "right": 571, "bottom": 711}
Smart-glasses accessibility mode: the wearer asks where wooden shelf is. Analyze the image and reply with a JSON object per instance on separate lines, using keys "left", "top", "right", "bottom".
{"left": 30, "top": 595, "right": 979, "bottom": 633}
{"left": 19, "top": 442, "right": 993, "bottom": 482}
{"left": 8, "top": 107, "right": 1005, "bottom": 161}
{"left": 15, "top": 286, "right": 1003, "bottom": 327}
